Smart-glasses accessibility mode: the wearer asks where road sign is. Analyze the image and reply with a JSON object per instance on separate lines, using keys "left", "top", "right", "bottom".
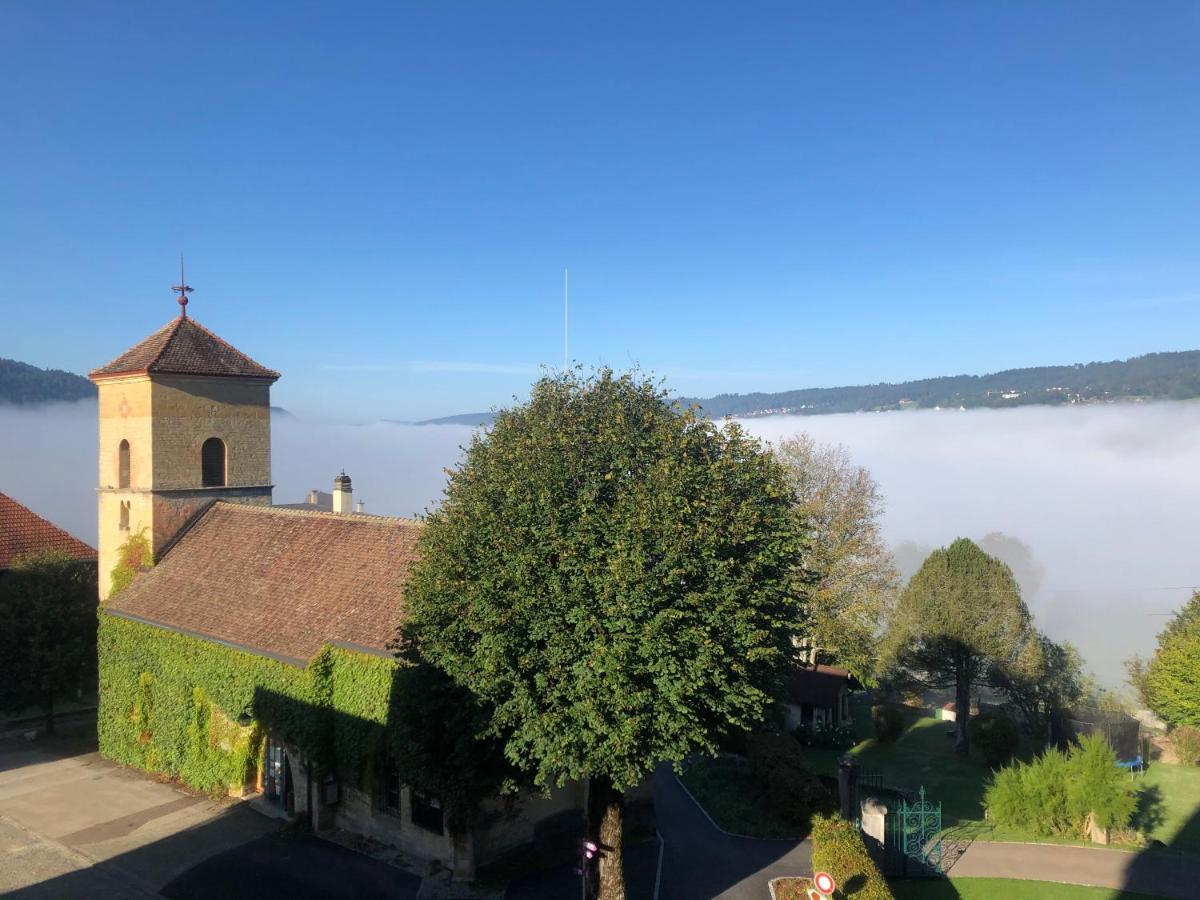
{"left": 813, "top": 871, "right": 836, "bottom": 897}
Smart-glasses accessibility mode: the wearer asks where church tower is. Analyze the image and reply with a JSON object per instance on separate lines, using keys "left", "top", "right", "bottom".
{"left": 89, "top": 281, "right": 280, "bottom": 599}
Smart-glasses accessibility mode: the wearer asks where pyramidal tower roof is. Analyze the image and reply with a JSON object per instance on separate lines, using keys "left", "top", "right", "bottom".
{"left": 90, "top": 314, "right": 280, "bottom": 381}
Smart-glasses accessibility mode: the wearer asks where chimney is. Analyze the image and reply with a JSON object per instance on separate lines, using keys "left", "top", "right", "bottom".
{"left": 355, "top": 500, "right": 364, "bottom": 514}
{"left": 333, "top": 472, "right": 352, "bottom": 514}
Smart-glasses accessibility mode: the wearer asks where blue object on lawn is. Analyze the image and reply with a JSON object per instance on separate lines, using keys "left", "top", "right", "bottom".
{"left": 1117, "top": 755, "right": 1144, "bottom": 776}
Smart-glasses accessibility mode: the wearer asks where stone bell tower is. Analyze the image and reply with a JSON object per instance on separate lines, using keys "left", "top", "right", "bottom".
{"left": 89, "top": 277, "right": 280, "bottom": 598}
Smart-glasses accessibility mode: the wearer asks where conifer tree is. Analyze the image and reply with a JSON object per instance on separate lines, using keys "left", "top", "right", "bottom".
{"left": 880, "top": 538, "right": 1036, "bottom": 754}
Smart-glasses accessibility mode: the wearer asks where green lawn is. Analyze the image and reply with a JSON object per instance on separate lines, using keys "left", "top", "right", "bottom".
{"left": 803, "top": 703, "right": 1005, "bottom": 825}
{"left": 890, "top": 878, "right": 1160, "bottom": 899}
{"left": 799, "top": 699, "right": 1200, "bottom": 856}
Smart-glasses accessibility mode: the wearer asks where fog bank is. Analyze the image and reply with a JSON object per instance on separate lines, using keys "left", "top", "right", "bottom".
{"left": 738, "top": 402, "right": 1200, "bottom": 685}
{"left": 3, "top": 399, "right": 1195, "bottom": 686}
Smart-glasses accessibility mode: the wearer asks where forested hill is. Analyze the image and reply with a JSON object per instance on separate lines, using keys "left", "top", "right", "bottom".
{"left": 681, "top": 350, "right": 1200, "bottom": 418}
{"left": 0, "top": 358, "right": 95, "bottom": 404}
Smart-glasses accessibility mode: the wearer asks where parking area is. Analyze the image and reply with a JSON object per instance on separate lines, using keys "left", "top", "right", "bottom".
{"left": 0, "top": 729, "right": 417, "bottom": 899}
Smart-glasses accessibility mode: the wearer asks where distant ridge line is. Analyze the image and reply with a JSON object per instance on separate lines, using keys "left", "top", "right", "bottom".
{"left": 424, "top": 349, "right": 1200, "bottom": 425}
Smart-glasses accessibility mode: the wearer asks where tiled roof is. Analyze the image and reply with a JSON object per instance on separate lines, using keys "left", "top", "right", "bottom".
{"left": 105, "top": 502, "right": 420, "bottom": 665}
{"left": 90, "top": 315, "right": 280, "bottom": 381}
{"left": 0, "top": 492, "right": 96, "bottom": 570}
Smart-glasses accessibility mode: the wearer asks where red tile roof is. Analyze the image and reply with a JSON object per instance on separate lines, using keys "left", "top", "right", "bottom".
{"left": 0, "top": 492, "right": 96, "bottom": 570}
{"left": 105, "top": 502, "right": 420, "bottom": 665}
{"left": 89, "top": 315, "right": 280, "bottom": 381}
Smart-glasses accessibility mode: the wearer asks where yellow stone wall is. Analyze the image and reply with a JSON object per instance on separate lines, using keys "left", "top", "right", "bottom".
{"left": 95, "top": 373, "right": 274, "bottom": 600}
{"left": 148, "top": 376, "right": 272, "bottom": 490}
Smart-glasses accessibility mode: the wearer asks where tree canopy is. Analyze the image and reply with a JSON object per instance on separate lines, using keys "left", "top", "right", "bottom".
{"left": 990, "top": 633, "right": 1084, "bottom": 737}
{"left": 774, "top": 433, "right": 898, "bottom": 683}
{"left": 0, "top": 550, "right": 98, "bottom": 731}
{"left": 1134, "top": 590, "right": 1200, "bottom": 728}
{"left": 400, "top": 369, "right": 808, "bottom": 898}
{"left": 880, "top": 538, "right": 1036, "bottom": 753}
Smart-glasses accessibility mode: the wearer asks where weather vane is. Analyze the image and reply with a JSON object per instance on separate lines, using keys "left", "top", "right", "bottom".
{"left": 172, "top": 254, "right": 193, "bottom": 317}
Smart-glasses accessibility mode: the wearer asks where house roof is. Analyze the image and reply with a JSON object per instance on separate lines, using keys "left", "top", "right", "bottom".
{"left": 105, "top": 502, "right": 421, "bottom": 665}
{"left": 0, "top": 492, "right": 96, "bottom": 570}
{"left": 787, "top": 664, "right": 851, "bottom": 708}
{"left": 89, "top": 315, "right": 280, "bottom": 381}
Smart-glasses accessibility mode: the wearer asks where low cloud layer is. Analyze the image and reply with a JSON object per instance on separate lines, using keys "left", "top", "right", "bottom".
{"left": 739, "top": 403, "right": 1200, "bottom": 686}
{"left": 3, "top": 399, "right": 1195, "bottom": 686}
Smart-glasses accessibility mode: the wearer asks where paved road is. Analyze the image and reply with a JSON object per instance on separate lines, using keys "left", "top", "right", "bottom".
{"left": 162, "top": 832, "right": 421, "bottom": 899}
{"left": 0, "top": 732, "right": 278, "bottom": 898}
{"left": 949, "top": 840, "right": 1199, "bottom": 900}
{"left": 0, "top": 733, "right": 416, "bottom": 899}
{"left": 656, "top": 764, "right": 811, "bottom": 899}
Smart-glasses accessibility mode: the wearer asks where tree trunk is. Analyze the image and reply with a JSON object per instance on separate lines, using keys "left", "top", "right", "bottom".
{"left": 585, "top": 775, "right": 625, "bottom": 900}
{"left": 954, "top": 666, "right": 970, "bottom": 755}
{"left": 43, "top": 693, "right": 55, "bottom": 736}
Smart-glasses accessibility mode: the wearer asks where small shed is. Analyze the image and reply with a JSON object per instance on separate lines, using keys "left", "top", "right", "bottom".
{"left": 785, "top": 664, "right": 853, "bottom": 730}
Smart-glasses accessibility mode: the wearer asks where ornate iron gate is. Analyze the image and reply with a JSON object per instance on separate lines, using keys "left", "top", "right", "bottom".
{"left": 892, "top": 786, "right": 945, "bottom": 874}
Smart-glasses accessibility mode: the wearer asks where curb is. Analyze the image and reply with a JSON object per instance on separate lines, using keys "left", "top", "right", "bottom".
{"left": 653, "top": 829, "right": 665, "bottom": 900}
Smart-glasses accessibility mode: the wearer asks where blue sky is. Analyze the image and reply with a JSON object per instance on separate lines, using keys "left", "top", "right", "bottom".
{"left": 2, "top": 2, "right": 1198, "bottom": 421}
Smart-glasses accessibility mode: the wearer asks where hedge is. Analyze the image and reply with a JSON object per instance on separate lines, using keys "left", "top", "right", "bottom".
{"left": 98, "top": 612, "right": 396, "bottom": 798}
{"left": 871, "top": 704, "right": 905, "bottom": 743}
{"left": 810, "top": 815, "right": 894, "bottom": 900}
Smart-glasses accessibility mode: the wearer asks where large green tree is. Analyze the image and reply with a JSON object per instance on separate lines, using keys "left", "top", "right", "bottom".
{"left": 1132, "top": 591, "right": 1200, "bottom": 727}
{"left": 989, "top": 633, "right": 1084, "bottom": 740}
{"left": 400, "top": 370, "right": 807, "bottom": 899}
{"left": 879, "top": 538, "right": 1036, "bottom": 754}
{"left": 0, "top": 550, "right": 98, "bottom": 733}
{"left": 774, "top": 433, "right": 898, "bottom": 683}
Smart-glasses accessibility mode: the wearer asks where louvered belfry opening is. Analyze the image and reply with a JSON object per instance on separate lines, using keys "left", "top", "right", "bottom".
{"left": 201, "top": 437, "right": 226, "bottom": 487}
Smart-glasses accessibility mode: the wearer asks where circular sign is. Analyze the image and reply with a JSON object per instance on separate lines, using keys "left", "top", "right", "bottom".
{"left": 813, "top": 871, "right": 836, "bottom": 895}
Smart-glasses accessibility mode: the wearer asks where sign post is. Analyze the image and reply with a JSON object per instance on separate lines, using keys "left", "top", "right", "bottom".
{"left": 808, "top": 871, "right": 836, "bottom": 900}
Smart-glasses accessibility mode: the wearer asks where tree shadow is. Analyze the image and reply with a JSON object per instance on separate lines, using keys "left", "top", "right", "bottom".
{"left": 1119, "top": 766, "right": 1200, "bottom": 900}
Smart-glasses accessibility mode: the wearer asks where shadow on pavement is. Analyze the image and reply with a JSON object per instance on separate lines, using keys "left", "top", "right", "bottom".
{"left": 1121, "top": 798, "right": 1200, "bottom": 900}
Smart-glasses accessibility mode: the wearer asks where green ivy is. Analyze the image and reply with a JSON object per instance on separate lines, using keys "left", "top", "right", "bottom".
{"left": 98, "top": 612, "right": 397, "bottom": 798}
{"left": 109, "top": 528, "right": 154, "bottom": 597}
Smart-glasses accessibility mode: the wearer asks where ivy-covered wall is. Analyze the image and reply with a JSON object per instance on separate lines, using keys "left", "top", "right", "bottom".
{"left": 98, "top": 612, "right": 397, "bottom": 798}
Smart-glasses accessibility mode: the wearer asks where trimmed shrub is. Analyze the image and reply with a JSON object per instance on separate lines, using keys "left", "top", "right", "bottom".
{"left": 871, "top": 704, "right": 905, "bottom": 743}
{"left": 810, "top": 815, "right": 894, "bottom": 900}
{"left": 970, "top": 713, "right": 1021, "bottom": 768}
{"left": 984, "top": 734, "right": 1136, "bottom": 838}
{"left": 1170, "top": 725, "right": 1200, "bottom": 766}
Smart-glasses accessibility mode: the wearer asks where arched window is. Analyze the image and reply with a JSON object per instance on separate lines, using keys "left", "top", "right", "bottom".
{"left": 201, "top": 437, "right": 226, "bottom": 487}
{"left": 119, "top": 500, "right": 130, "bottom": 531}
{"left": 118, "top": 440, "right": 131, "bottom": 489}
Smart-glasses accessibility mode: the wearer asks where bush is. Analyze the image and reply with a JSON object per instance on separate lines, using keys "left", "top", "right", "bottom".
{"left": 810, "top": 815, "right": 894, "bottom": 900}
{"left": 984, "top": 734, "right": 1136, "bottom": 838}
{"left": 767, "top": 760, "right": 830, "bottom": 823}
{"left": 794, "top": 720, "right": 856, "bottom": 750}
{"left": 871, "top": 704, "right": 905, "bottom": 743}
{"left": 1170, "top": 725, "right": 1200, "bottom": 766}
{"left": 985, "top": 747, "right": 1075, "bottom": 836}
{"left": 747, "top": 731, "right": 804, "bottom": 778}
{"left": 970, "top": 713, "right": 1021, "bottom": 768}
{"left": 1067, "top": 734, "right": 1137, "bottom": 832}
